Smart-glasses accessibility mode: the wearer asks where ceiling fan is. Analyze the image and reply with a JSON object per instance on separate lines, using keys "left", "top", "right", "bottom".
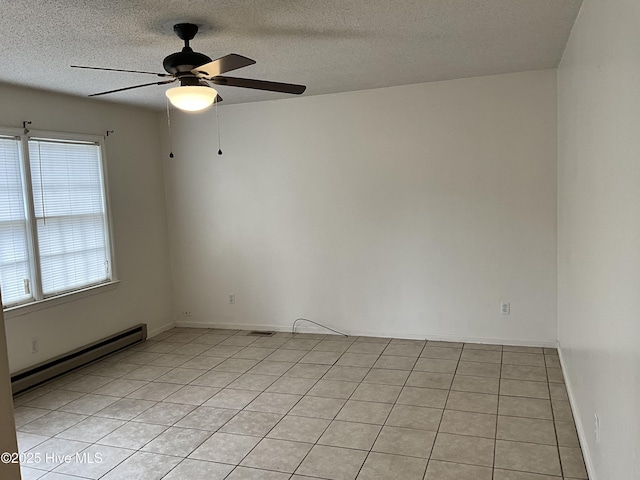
{"left": 72, "top": 23, "right": 307, "bottom": 112}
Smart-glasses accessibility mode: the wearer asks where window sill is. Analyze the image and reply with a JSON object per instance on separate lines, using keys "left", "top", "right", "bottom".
{"left": 3, "top": 280, "right": 121, "bottom": 319}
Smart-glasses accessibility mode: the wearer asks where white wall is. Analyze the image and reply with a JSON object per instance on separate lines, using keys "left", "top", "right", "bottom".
{"left": 1, "top": 84, "right": 174, "bottom": 373}
{"left": 163, "top": 70, "right": 558, "bottom": 345}
{"left": 557, "top": 0, "right": 640, "bottom": 478}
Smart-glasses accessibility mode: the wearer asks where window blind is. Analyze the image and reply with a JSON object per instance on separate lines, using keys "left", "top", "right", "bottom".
{"left": 0, "top": 136, "right": 33, "bottom": 306}
{"left": 28, "top": 138, "right": 111, "bottom": 296}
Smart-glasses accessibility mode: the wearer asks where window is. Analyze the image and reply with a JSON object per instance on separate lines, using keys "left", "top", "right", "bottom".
{"left": 0, "top": 129, "right": 115, "bottom": 308}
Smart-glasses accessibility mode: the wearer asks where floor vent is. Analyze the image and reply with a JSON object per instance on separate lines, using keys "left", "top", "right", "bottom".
{"left": 247, "top": 330, "right": 276, "bottom": 337}
{"left": 11, "top": 323, "right": 147, "bottom": 396}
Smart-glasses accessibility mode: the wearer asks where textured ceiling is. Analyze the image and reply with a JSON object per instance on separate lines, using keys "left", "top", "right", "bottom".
{"left": 0, "top": 0, "right": 582, "bottom": 110}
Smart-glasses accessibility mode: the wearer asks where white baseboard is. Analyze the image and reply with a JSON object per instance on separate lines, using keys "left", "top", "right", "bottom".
{"left": 173, "top": 319, "right": 557, "bottom": 347}
{"left": 147, "top": 322, "right": 175, "bottom": 339}
{"left": 557, "top": 344, "right": 597, "bottom": 480}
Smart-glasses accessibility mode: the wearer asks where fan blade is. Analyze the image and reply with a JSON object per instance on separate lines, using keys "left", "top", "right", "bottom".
{"left": 192, "top": 54, "right": 256, "bottom": 78}
{"left": 88, "top": 79, "right": 176, "bottom": 97}
{"left": 72, "top": 65, "right": 172, "bottom": 77}
{"left": 209, "top": 76, "right": 306, "bottom": 95}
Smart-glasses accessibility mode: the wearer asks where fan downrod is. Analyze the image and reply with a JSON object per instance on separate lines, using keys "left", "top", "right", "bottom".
{"left": 163, "top": 23, "right": 212, "bottom": 74}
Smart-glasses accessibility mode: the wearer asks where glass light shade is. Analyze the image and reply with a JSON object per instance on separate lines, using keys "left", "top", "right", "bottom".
{"left": 165, "top": 86, "right": 217, "bottom": 112}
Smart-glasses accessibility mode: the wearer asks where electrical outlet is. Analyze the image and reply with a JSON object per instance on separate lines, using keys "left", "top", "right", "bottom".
{"left": 229, "top": 293, "right": 235, "bottom": 304}
{"left": 31, "top": 338, "right": 39, "bottom": 354}
{"left": 501, "top": 301, "right": 510, "bottom": 315}
{"left": 594, "top": 413, "right": 600, "bottom": 443}
{"left": 181, "top": 311, "right": 191, "bottom": 317}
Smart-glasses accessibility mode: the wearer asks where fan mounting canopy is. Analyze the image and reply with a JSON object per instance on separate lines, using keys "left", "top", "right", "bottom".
{"left": 173, "top": 23, "right": 199, "bottom": 42}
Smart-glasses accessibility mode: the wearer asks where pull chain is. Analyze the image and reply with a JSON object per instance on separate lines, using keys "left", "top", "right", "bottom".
{"left": 216, "top": 98, "right": 222, "bottom": 155}
{"left": 166, "top": 98, "right": 174, "bottom": 158}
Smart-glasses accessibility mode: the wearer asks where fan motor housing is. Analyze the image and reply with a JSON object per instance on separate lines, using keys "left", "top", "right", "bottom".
{"left": 163, "top": 48, "right": 212, "bottom": 74}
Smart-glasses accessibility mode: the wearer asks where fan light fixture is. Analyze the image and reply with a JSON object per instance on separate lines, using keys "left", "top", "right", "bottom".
{"left": 165, "top": 85, "right": 217, "bottom": 112}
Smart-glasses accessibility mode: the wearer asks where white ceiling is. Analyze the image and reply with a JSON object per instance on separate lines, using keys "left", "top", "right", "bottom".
{"left": 0, "top": 0, "right": 582, "bottom": 110}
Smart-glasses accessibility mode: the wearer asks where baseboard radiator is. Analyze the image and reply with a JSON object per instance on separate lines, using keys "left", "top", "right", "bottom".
{"left": 11, "top": 323, "right": 147, "bottom": 395}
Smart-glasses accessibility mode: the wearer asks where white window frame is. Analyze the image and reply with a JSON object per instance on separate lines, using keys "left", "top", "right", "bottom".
{"left": 0, "top": 126, "right": 118, "bottom": 313}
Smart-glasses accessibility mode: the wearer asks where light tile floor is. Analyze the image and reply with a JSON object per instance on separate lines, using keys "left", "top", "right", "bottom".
{"left": 14, "top": 328, "right": 589, "bottom": 479}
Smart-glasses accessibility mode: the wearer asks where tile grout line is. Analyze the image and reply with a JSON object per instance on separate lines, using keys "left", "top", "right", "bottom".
{"left": 351, "top": 338, "right": 425, "bottom": 480}
{"left": 545, "top": 347, "right": 564, "bottom": 478}
{"left": 422, "top": 340, "right": 463, "bottom": 479}
{"left": 492, "top": 344, "right": 504, "bottom": 480}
